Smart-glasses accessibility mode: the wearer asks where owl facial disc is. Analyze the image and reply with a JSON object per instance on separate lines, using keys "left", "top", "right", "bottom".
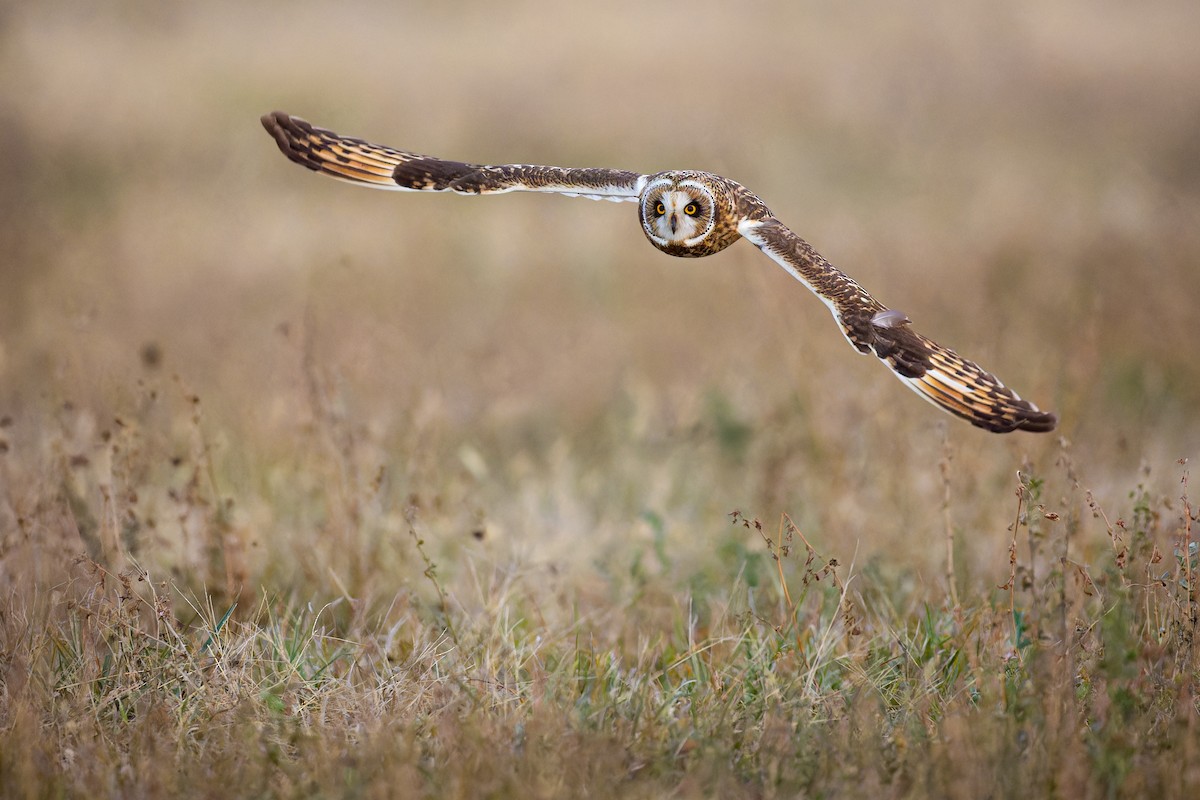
{"left": 639, "top": 176, "right": 716, "bottom": 250}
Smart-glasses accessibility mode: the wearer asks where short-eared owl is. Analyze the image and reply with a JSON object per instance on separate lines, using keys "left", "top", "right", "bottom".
{"left": 262, "top": 111, "right": 1056, "bottom": 434}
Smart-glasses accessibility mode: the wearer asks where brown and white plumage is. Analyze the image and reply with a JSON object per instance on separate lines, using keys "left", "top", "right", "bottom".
{"left": 262, "top": 111, "right": 1057, "bottom": 434}
{"left": 261, "top": 111, "right": 643, "bottom": 200}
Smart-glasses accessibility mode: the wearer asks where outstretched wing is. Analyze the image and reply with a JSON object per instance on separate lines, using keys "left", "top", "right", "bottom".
{"left": 738, "top": 217, "right": 1056, "bottom": 433}
{"left": 261, "top": 112, "right": 645, "bottom": 203}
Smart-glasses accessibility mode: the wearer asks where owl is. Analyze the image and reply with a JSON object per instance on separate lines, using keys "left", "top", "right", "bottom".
{"left": 262, "top": 111, "right": 1056, "bottom": 434}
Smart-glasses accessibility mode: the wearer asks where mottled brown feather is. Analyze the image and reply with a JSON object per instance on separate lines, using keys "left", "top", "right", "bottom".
{"left": 261, "top": 111, "right": 643, "bottom": 199}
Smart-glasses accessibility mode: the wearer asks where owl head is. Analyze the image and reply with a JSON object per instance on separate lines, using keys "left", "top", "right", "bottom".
{"left": 638, "top": 171, "right": 747, "bottom": 258}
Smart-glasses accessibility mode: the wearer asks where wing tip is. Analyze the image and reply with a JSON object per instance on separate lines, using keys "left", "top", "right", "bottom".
{"left": 260, "top": 110, "right": 287, "bottom": 131}
{"left": 948, "top": 390, "right": 1059, "bottom": 435}
{"left": 261, "top": 110, "right": 311, "bottom": 134}
{"left": 1008, "top": 407, "right": 1058, "bottom": 434}
{"left": 905, "top": 370, "right": 1059, "bottom": 434}
{"left": 967, "top": 404, "right": 1057, "bottom": 434}
{"left": 261, "top": 111, "right": 324, "bottom": 172}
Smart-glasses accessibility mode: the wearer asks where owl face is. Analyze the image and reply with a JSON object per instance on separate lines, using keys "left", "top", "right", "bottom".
{"left": 640, "top": 176, "right": 715, "bottom": 246}
{"left": 638, "top": 172, "right": 742, "bottom": 258}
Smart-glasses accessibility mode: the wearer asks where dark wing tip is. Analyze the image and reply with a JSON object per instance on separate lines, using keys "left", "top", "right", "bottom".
{"left": 1012, "top": 408, "right": 1058, "bottom": 434}
{"left": 968, "top": 404, "right": 1057, "bottom": 434}
{"left": 260, "top": 110, "right": 288, "bottom": 131}
{"left": 260, "top": 110, "right": 310, "bottom": 134}
{"left": 260, "top": 111, "right": 322, "bottom": 171}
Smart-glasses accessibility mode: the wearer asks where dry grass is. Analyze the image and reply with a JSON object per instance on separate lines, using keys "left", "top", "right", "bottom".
{"left": 2, "top": 0, "right": 1200, "bottom": 796}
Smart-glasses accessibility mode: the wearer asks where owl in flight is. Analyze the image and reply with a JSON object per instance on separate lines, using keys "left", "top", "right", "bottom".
{"left": 262, "top": 111, "right": 1056, "bottom": 434}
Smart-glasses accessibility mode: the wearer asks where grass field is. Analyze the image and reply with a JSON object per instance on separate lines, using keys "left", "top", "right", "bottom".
{"left": 2, "top": 0, "right": 1200, "bottom": 796}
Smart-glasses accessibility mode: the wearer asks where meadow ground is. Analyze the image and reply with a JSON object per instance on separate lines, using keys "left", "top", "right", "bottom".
{"left": 2, "top": 1, "right": 1200, "bottom": 797}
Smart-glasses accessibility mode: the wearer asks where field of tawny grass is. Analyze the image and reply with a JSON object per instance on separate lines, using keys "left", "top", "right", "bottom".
{"left": 2, "top": 1, "right": 1199, "bottom": 797}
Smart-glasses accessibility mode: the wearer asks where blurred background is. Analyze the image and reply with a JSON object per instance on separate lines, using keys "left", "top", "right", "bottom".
{"left": 1, "top": 0, "right": 1198, "bottom": 599}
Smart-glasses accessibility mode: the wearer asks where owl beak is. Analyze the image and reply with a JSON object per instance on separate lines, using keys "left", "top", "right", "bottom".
{"left": 669, "top": 214, "right": 678, "bottom": 234}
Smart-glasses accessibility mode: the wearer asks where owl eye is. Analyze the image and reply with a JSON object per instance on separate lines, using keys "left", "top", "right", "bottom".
{"left": 684, "top": 202, "right": 699, "bottom": 216}
{"left": 654, "top": 201, "right": 666, "bottom": 216}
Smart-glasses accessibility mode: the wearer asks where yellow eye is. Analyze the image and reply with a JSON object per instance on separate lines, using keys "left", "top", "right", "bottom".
{"left": 654, "top": 201, "right": 666, "bottom": 216}
{"left": 684, "top": 203, "right": 699, "bottom": 216}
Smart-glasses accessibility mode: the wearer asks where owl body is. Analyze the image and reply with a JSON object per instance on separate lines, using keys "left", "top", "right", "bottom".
{"left": 261, "top": 111, "right": 1057, "bottom": 434}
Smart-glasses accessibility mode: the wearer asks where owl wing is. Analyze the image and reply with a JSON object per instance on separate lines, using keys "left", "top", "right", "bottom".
{"left": 262, "top": 112, "right": 645, "bottom": 203}
{"left": 738, "top": 217, "right": 1056, "bottom": 433}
